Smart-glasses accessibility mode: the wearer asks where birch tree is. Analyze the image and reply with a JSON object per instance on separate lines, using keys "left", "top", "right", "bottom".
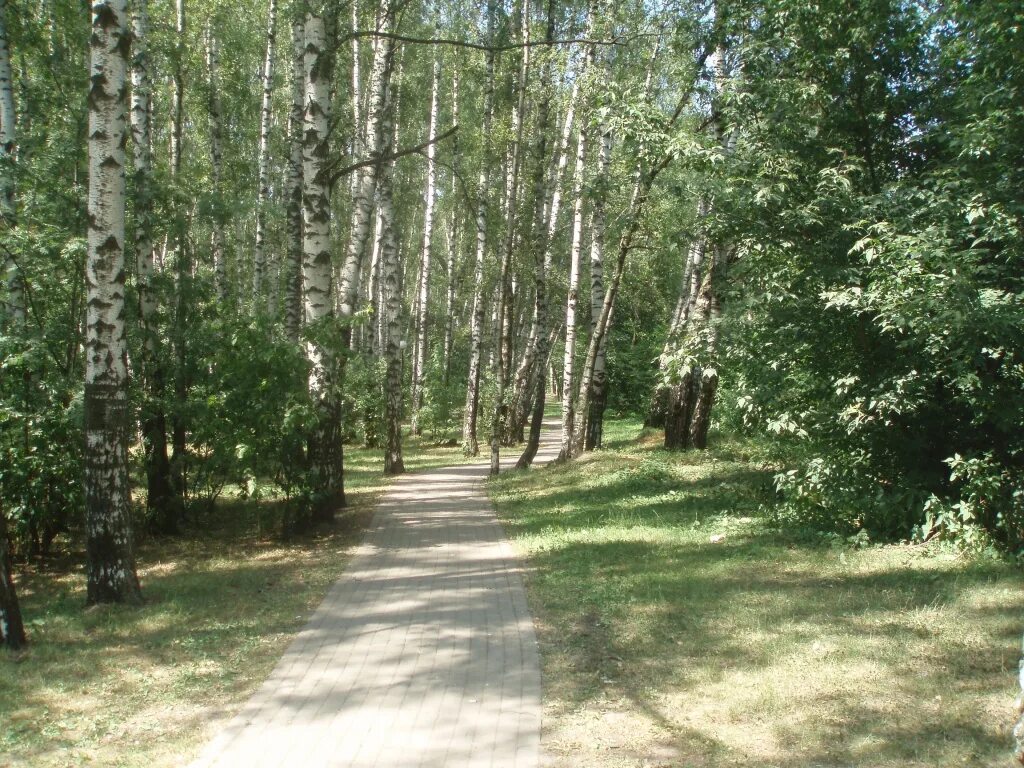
{"left": 507, "top": 54, "right": 574, "bottom": 448}
{"left": 377, "top": 63, "right": 404, "bottom": 474}
{"left": 84, "top": 0, "right": 142, "bottom": 604}
{"left": 206, "top": 25, "right": 228, "bottom": 301}
{"left": 441, "top": 67, "right": 460, "bottom": 383}
{"left": 410, "top": 52, "right": 440, "bottom": 436}
{"left": 301, "top": 10, "right": 344, "bottom": 519}
{"left": 490, "top": 1, "right": 530, "bottom": 474}
{"left": 461, "top": 0, "right": 496, "bottom": 457}
{"left": 0, "top": 0, "right": 21, "bottom": 331}
{"left": 0, "top": 505, "right": 25, "bottom": 649}
{"left": 583, "top": 118, "right": 612, "bottom": 449}
{"left": 131, "top": 0, "right": 174, "bottom": 526}
{"left": 283, "top": 16, "right": 304, "bottom": 341}
{"left": 252, "top": 0, "right": 277, "bottom": 306}
{"left": 558, "top": 45, "right": 592, "bottom": 461}
{"left": 339, "top": 0, "right": 395, "bottom": 344}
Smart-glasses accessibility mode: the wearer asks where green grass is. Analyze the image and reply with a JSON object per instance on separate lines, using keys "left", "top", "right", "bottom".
{"left": 490, "top": 416, "right": 1024, "bottom": 767}
{"left": 0, "top": 433, "right": 467, "bottom": 768}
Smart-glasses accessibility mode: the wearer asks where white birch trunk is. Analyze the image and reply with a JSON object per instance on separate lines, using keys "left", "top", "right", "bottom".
{"left": 410, "top": 53, "right": 440, "bottom": 436}
{"left": 506, "top": 74, "right": 576, "bottom": 445}
{"left": 441, "top": 68, "right": 460, "bottom": 384}
{"left": 339, "top": 0, "right": 394, "bottom": 341}
{"left": 302, "top": 12, "right": 344, "bottom": 518}
{"left": 132, "top": 0, "right": 175, "bottom": 524}
{"left": 489, "top": 6, "right": 530, "bottom": 473}
{"left": 283, "top": 17, "right": 303, "bottom": 341}
{"left": 0, "top": 0, "right": 21, "bottom": 330}
{"left": 377, "top": 78, "right": 404, "bottom": 475}
{"left": 461, "top": 0, "right": 496, "bottom": 457}
{"left": 558, "top": 109, "right": 589, "bottom": 460}
{"left": 252, "top": 0, "right": 277, "bottom": 307}
{"left": 206, "top": 26, "right": 227, "bottom": 301}
{"left": 85, "top": 0, "right": 141, "bottom": 604}
{"left": 582, "top": 120, "right": 612, "bottom": 451}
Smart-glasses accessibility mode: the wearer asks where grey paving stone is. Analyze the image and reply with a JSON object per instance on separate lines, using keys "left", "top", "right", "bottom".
{"left": 188, "top": 422, "right": 559, "bottom": 768}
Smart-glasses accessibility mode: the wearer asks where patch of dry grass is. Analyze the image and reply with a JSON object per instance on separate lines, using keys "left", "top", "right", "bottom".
{"left": 0, "top": 434, "right": 466, "bottom": 768}
{"left": 490, "top": 418, "right": 1024, "bottom": 768}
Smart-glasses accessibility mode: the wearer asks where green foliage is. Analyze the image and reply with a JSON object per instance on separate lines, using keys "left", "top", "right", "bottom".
{"left": 416, "top": 349, "right": 463, "bottom": 440}
{"left": 342, "top": 353, "right": 386, "bottom": 448}
{"left": 182, "top": 315, "right": 312, "bottom": 511}
{"left": 0, "top": 335, "right": 82, "bottom": 558}
{"left": 707, "top": 0, "right": 1024, "bottom": 548}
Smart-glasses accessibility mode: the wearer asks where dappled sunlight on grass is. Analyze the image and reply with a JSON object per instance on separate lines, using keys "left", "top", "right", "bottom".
{"left": 490, "top": 416, "right": 1024, "bottom": 767}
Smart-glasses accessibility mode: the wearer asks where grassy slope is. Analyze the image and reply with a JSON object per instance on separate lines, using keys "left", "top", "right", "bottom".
{"left": 0, "top": 435, "right": 468, "bottom": 768}
{"left": 490, "top": 416, "right": 1024, "bottom": 768}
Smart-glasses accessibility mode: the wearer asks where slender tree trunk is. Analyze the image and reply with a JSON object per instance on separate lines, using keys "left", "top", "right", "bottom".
{"left": 339, "top": 0, "right": 394, "bottom": 344}
{"left": 517, "top": 322, "right": 559, "bottom": 468}
{"left": 0, "top": 1, "right": 25, "bottom": 651}
{"left": 169, "top": 0, "right": 189, "bottom": 518}
{"left": 558, "top": 85, "right": 590, "bottom": 462}
{"left": 301, "top": 12, "right": 344, "bottom": 520}
{"left": 441, "top": 69, "right": 460, "bottom": 385}
{"left": 648, "top": 201, "right": 705, "bottom": 428}
{"left": 584, "top": 119, "right": 612, "bottom": 450}
{"left": 410, "top": 52, "right": 440, "bottom": 436}
{"left": 284, "top": 17, "right": 304, "bottom": 341}
{"left": 132, "top": 0, "right": 174, "bottom": 527}
{"left": 461, "top": 0, "right": 495, "bottom": 457}
{"left": 662, "top": 46, "right": 734, "bottom": 451}
{"left": 0, "top": 507, "right": 26, "bottom": 649}
{"left": 206, "top": 26, "right": 228, "bottom": 302}
{"left": 0, "top": 0, "right": 22, "bottom": 331}
{"left": 490, "top": 6, "right": 530, "bottom": 474}
{"left": 506, "top": 59, "right": 573, "bottom": 446}
{"left": 252, "top": 0, "right": 277, "bottom": 307}
{"left": 85, "top": 0, "right": 142, "bottom": 605}
{"left": 378, "top": 73, "right": 404, "bottom": 475}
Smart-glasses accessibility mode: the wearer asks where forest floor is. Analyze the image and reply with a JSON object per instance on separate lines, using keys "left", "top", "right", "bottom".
{"left": 490, "top": 415, "right": 1024, "bottom": 768}
{"left": 0, "top": 434, "right": 470, "bottom": 768}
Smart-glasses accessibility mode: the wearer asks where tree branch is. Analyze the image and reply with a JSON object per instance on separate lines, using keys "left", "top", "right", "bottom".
{"left": 345, "top": 30, "right": 621, "bottom": 52}
{"left": 328, "top": 124, "right": 459, "bottom": 187}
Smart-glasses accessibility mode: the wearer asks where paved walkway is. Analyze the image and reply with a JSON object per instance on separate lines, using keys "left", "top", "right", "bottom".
{"left": 189, "top": 422, "right": 560, "bottom": 768}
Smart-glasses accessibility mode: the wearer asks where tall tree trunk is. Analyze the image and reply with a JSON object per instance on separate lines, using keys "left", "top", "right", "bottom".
{"left": 461, "top": 0, "right": 496, "bottom": 457}
{"left": 301, "top": 11, "right": 344, "bottom": 520}
{"left": 662, "top": 46, "right": 734, "bottom": 452}
{"left": 132, "top": 0, "right": 174, "bottom": 528}
{"left": 558, "top": 115, "right": 589, "bottom": 460}
{"left": 0, "top": 0, "right": 26, "bottom": 651}
{"left": 517, "top": 322, "right": 560, "bottom": 467}
{"left": 0, "top": 0, "right": 22, "bottom": 331}
{"left": 339, "top": 0, "right": 394, "bottom": 344}
{"left": 648, "top": 200, "right": 705, "bottom": 428}
{"left": 506, "top": 57, "right": 573, "bottom": 447}
{"left": 441, "top": 68, "right": 460, "bottom": 385}
{"left": 0, "top": 506, "right": 26, "bottom": 649}
{"left": 283, "top": 16, "right": 304, "bottom": 341}
{"left": 85, "top": 0, "right": 142, "bottom": 605}
{"left": 490, "top": 3, "right": 530, "bottom": 474}
{"left": 410, "top": 52, "right": 440, "bottom": 436}
{"left": 252, "top": 0, "right": 277, "bottom": 308}
{"left": 377, "top": 71, "right": 404, "bottom": 475}
{"left": 169, "top": 0, "right": 189, "bottom": 520}
{"left": 584, "top": 119, "right": 612, "bottom": 451}
{"left": 206, "top": 26, "right": 228, "bottom": 301}
{"left": 570, "top": 39, "right": 709, "bottom": 459}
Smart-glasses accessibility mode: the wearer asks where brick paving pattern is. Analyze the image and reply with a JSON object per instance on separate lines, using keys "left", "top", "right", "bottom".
{"left": 189, "top": 423, "right": 559, "bottom": 768}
